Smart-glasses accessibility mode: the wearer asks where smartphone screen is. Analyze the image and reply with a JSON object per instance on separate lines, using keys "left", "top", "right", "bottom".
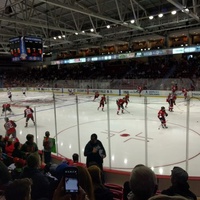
{"left": 64, "top": 167, "right": 79, "bottom": 193}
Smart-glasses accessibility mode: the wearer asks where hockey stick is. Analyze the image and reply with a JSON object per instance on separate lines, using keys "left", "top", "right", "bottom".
{"left": 175, "top": 103, "right": 184, "bottom": 112}
{"left": 123, "top": 108, "right": 134, "bottom": 116}
{"left": 15, "top": 117, "right": 24, "bottom": 122}
{"left": 158, "top": 124, "right": 162, "bottom": 130}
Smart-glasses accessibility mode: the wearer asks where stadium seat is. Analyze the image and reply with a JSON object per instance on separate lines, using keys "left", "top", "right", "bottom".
{"left": 104, "top": 183, "right": 123, "bottom": 191}
{"left": 110, "top": 188, "right": 123, "bottom": 200}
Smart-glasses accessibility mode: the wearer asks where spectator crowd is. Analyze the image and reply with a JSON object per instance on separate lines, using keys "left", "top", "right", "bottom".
{"left": 0, "top": 131, "right": 198, "bottom": 200}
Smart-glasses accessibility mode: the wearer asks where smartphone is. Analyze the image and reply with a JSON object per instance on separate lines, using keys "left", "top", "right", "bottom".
{"left": 64, "top": 167, "right": 79, "bottom": 193}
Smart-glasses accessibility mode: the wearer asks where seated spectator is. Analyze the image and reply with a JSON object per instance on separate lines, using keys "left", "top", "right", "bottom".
{"left": 72, "top": 153, "right": 79, "bottom": 163}
{"left": 128, "top": 165, "right": 157, "bottom": 200}
{"left": 0, "top": 147, "right": 2, "bottom": 162}
{"left": 71, "top": 153, "right": 85, "bottom": 167}
{"left": 20, "top": 134, "right": 38, "bottom": 158}
{"left": 11, "top": 157, "right": 26, "bottom": 180}
{"left": 76, "top": 165, "right": 95, "bottom": 200}
{"left": 88, "top": 165, "right": 113, "bottom": 200}
{"left": 5, "top": 139, "right": 14, "bottom": 157}
{"left": 123, "top": 164, "right": 145, "bottom": 200}
{"left": 4, "top": 178, "right": 32, "bottom": 200}
{"left": 20, "top": 153, "right": 50, "bottom": 200}
{"left": 12, "top": 141, "right": 25, "bottom": 159}
{"left": 52, "top": 176, "right": 89, "bottom": 200}
{"left": 0, "top": 160, "right": 11, "bottom": 190}
{"left": 161, "top": 166, "right": 197, "bottom": 200}
{"left": 0, "top": 135, "right": 5, "bottom": 153}
{"left": 55, "top": 159, "right": 69, "bottom": 181}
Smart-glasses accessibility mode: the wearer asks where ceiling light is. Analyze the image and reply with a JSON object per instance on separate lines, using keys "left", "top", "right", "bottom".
{"left": 75, "top": 32, "right": 78, "bottom": 35}
{"left": 53, "top": 37, "right": 56, "bottom": 40}
{"left": 82, "top": 30, "right": 85, "bottom": 33}
{"left": 171, "top": 10, "right": 177, "bottom": 15}
{"left": 182, "top": 8, "right": 189, "bottom": 12}
{"left": 58, "top": 35, "right": 62, "bottom": 39}
{"left": 185, "top": 8, "right": 189, "bottom": 12}
{"left": 130, "top": 19, "right": 135, "bottom": 24}
{"left": 90, "top": 28, "right": 94, "bottom": 32}
{"left": 149, "top": 16, "right": 154, "bottom": 20}
{"left": 158, "top": 13, "right": 163, "bottom": 18}
{"left": 62, "top": 35, "right": 65, "bottom": 38}
{"left": 107, "top": 25, "right": 110, "bottom": 29}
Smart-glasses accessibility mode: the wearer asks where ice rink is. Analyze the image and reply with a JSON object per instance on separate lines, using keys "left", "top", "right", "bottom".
{"left": 0, "top": 90, "right": 200, "bottom": 177}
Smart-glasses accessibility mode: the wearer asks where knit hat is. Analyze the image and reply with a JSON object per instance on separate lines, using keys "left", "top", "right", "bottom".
{"left": 171, "top": 166, "right": 188, "bottom": 183}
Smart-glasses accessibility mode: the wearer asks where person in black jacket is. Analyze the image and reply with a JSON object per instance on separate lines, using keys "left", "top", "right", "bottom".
{"left": 12, "top": 141, "right": 25, "bottom": 159}
{"left": 161, "top": 166, "right": 197, "bottom": 200}
{"left": 84, "top": 133, "right": 106, "bottom": 170}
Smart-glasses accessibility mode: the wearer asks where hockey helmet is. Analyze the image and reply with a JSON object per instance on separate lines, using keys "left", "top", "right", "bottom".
{"left": 161, "top": 106, "right": 165, "bottom": 110}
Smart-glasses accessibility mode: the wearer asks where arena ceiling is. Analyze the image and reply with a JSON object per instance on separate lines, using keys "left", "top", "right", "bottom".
{"left": 0, "top": 0, "right": 200, "bottom": 55}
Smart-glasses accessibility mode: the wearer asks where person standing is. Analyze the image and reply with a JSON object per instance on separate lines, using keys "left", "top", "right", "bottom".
{"left": 116, "top": 98, "right": 125, "bottom": 115}
{"left": 158, "top": 106, "right": 168, "bottom": 128}
{"left": 93, "top": 91, "right": 99, "bottom": 101}
{"left": 166, "top": 93, "right": 176, "bottom": 112}
{"left": 97, "top": 94, "right": 106, "bottom": 111}
{"left": 124, "top": 93, "right": 130, "bottom": 108}
{"left": 24, "top": 106, "right": 35, "bottom": 127}
{"left": 137, "top": 86, "right": 143, "bottom": 97}
{"left": 171, "top": 83, "right": 178, "bottom": 94}
{"left": 7, "top": 89, "right": 12, "bottom": 102}
{"left": 4, "top": 117, "right": 17, "bottom": 140}
{"left": 84, "top": 133, "right": 106, "bottom": 171}
{"left": 2, "top": 103, "right": 13, "bottom": 116}
{"left": 182, "top": 87, "right": 188, "bottom": 100}
{"left": 22, "top": 88, "right": 26, "bottom": 97}
{"left": 43, "top": 131, "right": 53, "bottom": 164}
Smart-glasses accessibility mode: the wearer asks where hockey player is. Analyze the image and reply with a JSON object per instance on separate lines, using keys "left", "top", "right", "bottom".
{"left": 2, "top": 103, "right": 13, "bottom": 116}
{"left": 137, "top": 86, "right": 143, "bottom": 97}
{"left": 124, "top": 93, "right": 130, "bottom": 108}
{"left": 93, "top": 91, "right": 99, "bottom": 101}
{"left": 158, "top": 106, "right": 168, "bottom": 128}
{"left": 24, "top": 106, "right": 35, "bottom": 127}
{"left": 166, "top": 93, "right": 176, "bottom": 112}
{"left": 171, "top": 83, "right": 178, "bottom": 94}
{"left": 182, "top": 87, "right": 188, "bottom": 100}
{"left": 4, "top": 117, "right": 17, "bottom": 139}
{"left": 7, "top": 89, "right": 12, "bottom": 102}
{"left": 68, "top": 89, "right": 74, "bottom": 95}
{"left": 98, "top": 94, "right": 106, "bottom": 111}
{"left": 22, "top": 88, "right": 26, "bottom": 97}
{"left": 116, "top": 98, "right": 125, "bottom": 115}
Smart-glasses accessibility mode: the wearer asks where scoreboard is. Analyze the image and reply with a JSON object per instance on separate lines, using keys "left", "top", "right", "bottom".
{"left": 9, "top": 36, "right": 43, "bottom": 62}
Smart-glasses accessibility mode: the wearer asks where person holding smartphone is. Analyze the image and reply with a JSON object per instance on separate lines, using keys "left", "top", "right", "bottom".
{"left": 84, "top": 133, "right": 106, "bottom": 171}
{"left": 53, "top": 175, "right": 89, "bottom": 200}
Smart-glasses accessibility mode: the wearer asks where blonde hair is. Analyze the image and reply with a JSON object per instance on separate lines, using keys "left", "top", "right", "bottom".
{"left": 76, "top": 166, "right": 95, "bottom": 200}
{"left": 87, "top": 165, "right": 103, "bottom": 190}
